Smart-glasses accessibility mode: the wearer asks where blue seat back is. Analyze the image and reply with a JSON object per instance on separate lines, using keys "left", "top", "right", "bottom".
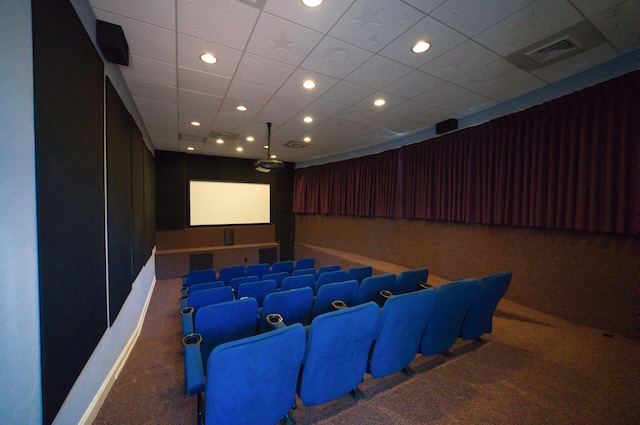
{"left": 298, "top": 302, "right": 380, "bottom": 406}
{"left": 395, "top": 268, "right": 429, "bottom": 294}
{"left": 260, "top": 287, "right": 314, "bottom": 332}
{"left": 187, "top": 286, "right": 234, "bottom": 314}
{"left": 291, "top": 267, "right": 317, "bottom": 280}
{"left": 271, "top": 260, "right": 294, "bottom": 275}
{"left": 237, "top": 279, "right": 278, "bottom": 307}
{"left": 218, "top": 265, "right": 245, "bottom": 285}
{"left": 316, "top": 265, "right": 340, "bottom": 278}
{"left": 346, "top": 266, "right": 372, "bottom": 283}
{"left": 262, "top": 271, "right": 289, "bottom": 289}
{"left": 357, "top": 273, "right": 397, "bottom": 305}
{"left": 460, "top": 271, "right": 512, "bottom": 340}
{"left": 184, "top": 269, "right": 217, "bottom": 287}
{"left": 245, "top": 263, "right": 270, "bottom": 279}
{"left": 314, "top": 269, "right": 348, "bottom": 294}
{"left": 311, "top": 280, "right": 359, "bottom": 317}
{"left": 195, "top": 298, "right": 258, "bottom": 367}
{"left": 295, "top": 257, "right": 315, "bottom": 270}
{"left": 228, "top": 275, "right": 259, "bottom": 294}
{"left": 280, "top": 274, "right": 315, "bottom": 291}
{"left": 205, "top": 324, "right": 306, "bottom": 425}
{"left": 368, "top": 288, "right": 437, "bottom": 378}
{"left": 420, "top": 278, "right": 480, "bottom": 356}
{"left": 188, "top": 281, "right": 224, "bottom": 294}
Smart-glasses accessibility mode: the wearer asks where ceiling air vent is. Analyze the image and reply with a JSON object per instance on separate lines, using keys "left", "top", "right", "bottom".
{"left": 525, "top": 36, "right": 579, "bottom": 64}
{"left": 284, "top": 140, "right": 310, "bottom": 148}
{"left": 208, "top": 130, "right": 239, "bottom": 140}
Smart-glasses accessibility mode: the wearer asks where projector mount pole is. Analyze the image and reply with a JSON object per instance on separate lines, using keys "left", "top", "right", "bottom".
{"left": 266, "top": 122, "right": 272, "bottom": 159}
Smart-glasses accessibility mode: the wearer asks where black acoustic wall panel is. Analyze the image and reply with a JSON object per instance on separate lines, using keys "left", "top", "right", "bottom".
{"left": 32, "top": 0, "right": 107, "bottom": 423}
{"left": 106, "top": 77, "right": 133, "bottom": 325}
{"left": 144, "top": 146, "right": 156, "bottom": 258}
{"left": 131, "top": 125, "right": 146, "bottom": 278}
{"left": 155, "top": 150, "right": 186, "bottom": 230}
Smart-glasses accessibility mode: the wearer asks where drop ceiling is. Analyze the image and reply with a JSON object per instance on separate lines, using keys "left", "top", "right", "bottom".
{"left": 89, "top": 0, "right": 636, "bottom": 166}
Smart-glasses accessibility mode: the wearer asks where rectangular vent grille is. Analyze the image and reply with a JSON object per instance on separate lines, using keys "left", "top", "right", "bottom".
{"left": 285, "top": 140, "right": 309, "bottom": 148}
{"left": 208, "top": 130, "right": 239, "bottom": 140}
{"left": 526, "top": 37, "right": 579, "bottom": 63}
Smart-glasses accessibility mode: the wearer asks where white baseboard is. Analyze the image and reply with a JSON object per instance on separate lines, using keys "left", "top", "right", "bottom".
{"left": 78, "top": 276, "right": 157, "bottom": 425}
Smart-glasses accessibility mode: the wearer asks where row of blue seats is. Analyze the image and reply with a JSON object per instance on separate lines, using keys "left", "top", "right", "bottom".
{"left": 183, "top": 271, "right": 512, "bottom": 425}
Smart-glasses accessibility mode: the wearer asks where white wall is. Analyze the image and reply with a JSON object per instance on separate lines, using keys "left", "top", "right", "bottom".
{"left": 0, "top": 1, "right": 42, "bottom": 424}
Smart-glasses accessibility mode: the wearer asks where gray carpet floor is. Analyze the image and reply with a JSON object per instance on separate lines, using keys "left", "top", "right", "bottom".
{"left": 93, "top": 278, "right": 636, "bottom": 424}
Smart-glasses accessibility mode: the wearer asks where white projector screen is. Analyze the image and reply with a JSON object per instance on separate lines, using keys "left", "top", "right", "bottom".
{"left": 189, "top": 180, "right": 271, "bottom": 226}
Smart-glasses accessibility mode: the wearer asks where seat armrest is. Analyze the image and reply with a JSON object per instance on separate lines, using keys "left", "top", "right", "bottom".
{"left": 183, "top": 338, "right": 205, "bottom": 396}
{"left": 181, "top": 307, "right": 194, "bottom": 336}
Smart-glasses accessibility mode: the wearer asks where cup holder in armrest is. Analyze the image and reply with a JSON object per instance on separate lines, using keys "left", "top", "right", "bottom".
{"left": 180, "top": 306, "right": 194, "bottom": 315}
{"left": 380, "top": 290, "right": 393, "bottom": 299}
{"left": 266, "top": 313, "right": 286, "bottom": 330}
{"left": 419, "top": 282, "right": 433, "bottom": 289}
{"left": 331, "top": 300, "right": 347, "bottom": 310}
{"left": 182, "top": 332, "right": 202, "bottom": 347}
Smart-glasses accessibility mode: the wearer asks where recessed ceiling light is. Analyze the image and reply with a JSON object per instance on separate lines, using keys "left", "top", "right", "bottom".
{"left": 236, "top": 105, "right": 247, "bottom": 111}
{"left": 270, "top": 154, "right": 277, "bottom": 159}
{"left": 186, "top": 146, "right": 195, "bottom": 151}
{"left": 246, "top": 136, "right": 254, "bottom": 142}
{"left": 412, "top": 41, "right": 430, "bottom": 54}
{"left": 303, "top": 116, "right": 313, "bottom": 123}
{"left": 303, "top": 136, "right": 311, "bottom": 142}
{"left": 374, "top": 98, "right": 386, "bottom": 106}
{"left": 302, "top": 79, "right": 316, "bottom": 89}
{"left": 263, "top": 145, "right": 269, "bottom": 149}
{"left": 302, "top": 0, "right": 323, "bottom": 7}
{"left": 236, "top": 147, "right": 243, "bottom": 152}
{"left": 200, "top": 53, "right": 217, "bottom": 64}
{"left": 216, "top": 139, "right": 224, "bottom": 144}
{"left": 190, "top": 121, "right": 201, "bottom": 126}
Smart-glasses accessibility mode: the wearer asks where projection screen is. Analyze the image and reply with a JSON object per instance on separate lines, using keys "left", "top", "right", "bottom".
{"left": 189, "top": 180, "right": 270, "bottom": 226}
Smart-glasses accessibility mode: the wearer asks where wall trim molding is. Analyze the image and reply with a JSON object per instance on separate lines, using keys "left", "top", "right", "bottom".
{"left": 78, "top": 276, "right": 157, "bottom": 425}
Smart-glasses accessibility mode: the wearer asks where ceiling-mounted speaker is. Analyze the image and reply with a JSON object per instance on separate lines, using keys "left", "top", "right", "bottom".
{"left": 96, "top": 20, "right": 129, "bottom": 66}
{"left": 436, "top": 118, "right": 458, "bottom": 135}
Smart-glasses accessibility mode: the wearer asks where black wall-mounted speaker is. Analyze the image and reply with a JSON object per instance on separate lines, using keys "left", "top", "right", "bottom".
{"left": 436, "top": 118, "right": 458, "bottom": 135}
{"left": 96, "top": 20, "right": 129, "bottom": 66}
{"left": 224, "top": 228, "right": 234, "bottom": 246}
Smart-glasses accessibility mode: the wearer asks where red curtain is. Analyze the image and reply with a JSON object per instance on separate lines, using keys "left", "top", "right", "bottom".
{"left": 293, "top": 71, "right": 637, "bottom": 235}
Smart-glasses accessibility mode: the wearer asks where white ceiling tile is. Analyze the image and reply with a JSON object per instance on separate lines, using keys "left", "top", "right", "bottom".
{"left": 413, "top": 82, "right": 473, "bottom": 106}
{"left": 263, "top": 0, "right": 355, "bottom": 33}
{"left": 120, "top": 55, "right": 177, "bottom": 87}
{"left": 473, "top": 0, "right": 584, "bottom": 56}
{"left": 280, "top": 68, "right": 340, "bottom": 96}
{"left": 177, "top": 33, "right": 243, "bottom": 78}
{"left": 321, "top": 80, "right": 376, "bottom": 105}
{"left": 245, "top": 12, "right": 324, "bottom": 67}
{"left": 251, "top": 103, "right": 300, "bottom": 127}
{"left": 124, "top": 77, "right": 176, "bottom": 103}
{"left": 364, "top": 114, "right": 427, "bottom": 135}
{"left": 590, "top": 0, "right": 638, "bottom": 53}
{"left": 304, "top": 98, "right": 350, "bottom": 118}
{"left": 300, "top": 36, "right": 373, "bottom": 79}
{"left": 267, "top": 89, "right": 316, "bottom": 112}
{"left": 94, "top": 9, "right": 176, "bottom": 64}
{"left": 345, "top": 55, "right": 413, "bottom": 89}
{"left": 226, "top": 80, "right": 277, "bottom": 105}
{"left": 177, "top": 67, "right": 231, "bottom": 97}
{"left": 338, "top": 105, "right": 379, "bottom": 123}
{"left": 329, "top": 0, "right": 425, "bottom": 53}
{"left": 570, "top": 0, "right": 627, "bottom": 17}
{"left": 235, "top": 53, "right": 296, "bottom": 88}
{"left": 176, "top": 0, "right": 259, "bottom": 50}
{"left": 90, "top": 0, "right": 176, "bottom": 29}
{"left": 382, "top": 70, "right": 444, "bottom": 98}
{"left": 383, "top": 99, "right": 443, "bottom": 119}
{"left": 178, "top": 139, "right": 205, "bottom": 154}
{"left": 354, "top": 91, "right": 407, "bottom": 112}
{"left": 420, "top": 39, "right": 500, "bottom": 80}
{"left": 378, "top": 15, "right": 467, "bottom": 67}
{"left": 400, "top": 0, "right": 447, "bottom": 14}
{"left": 178, "top": 90, "right": 224, "bottom": 130}
{"left": 431, "top": 0, "right": 535, "bottom": 37}
{"left": 438, "top": 92, "right": 496, "bottom": 115}
{"left": 531, "top": 43, "right": 619, "bottom": 83}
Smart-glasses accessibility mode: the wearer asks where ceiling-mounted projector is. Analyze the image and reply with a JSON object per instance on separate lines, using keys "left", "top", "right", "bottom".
{"left": 255, "top": 122, "right": 284, "bottom": 173}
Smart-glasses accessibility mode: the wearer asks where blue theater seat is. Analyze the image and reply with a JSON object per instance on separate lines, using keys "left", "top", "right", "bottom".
{"left": 357, "top": 273, "right": 397, "bottom": 305}
{"left": 420, "top": 278, "right": 480, "bottom": 356}
{"left": 314, "top": 269, "right": 348, "bottom": 294}
{"left": 181, "top": 269, "right": 217, "bottom": 296}
{"left": 394, "top": 267, "right": 429, "bottom": 294}
{"left": 218, "top": 265, "right": 245, "bottom": 285}
{"left": 262, "top": 271, "right": 289, "bottom": 289}
{"left": 228, "top": 275, "right": 259, "bottom": 294}
{"left": 294, "top": 257, "right": 315, "bottom": 270}
{"left": 236, "top": 279, "right": 277, "bottom": 307}
{"left": 297, "top": 302, "right": 380, "bottom": 406}
{"left": 460, "top": 271, "right": 512, "bottom": 340}
{"left": 259, "top": 287, "right": 314, "bottom": 332}
{"left": 311, "top": 280, "right": 359, "bottom": 317}
{"left": 291, "top": 267, "right": 317, "bottom": 280}
{"left": 245, "top": 263, "right": 270, "bottom": 280}
{"left": 346, "top": 265, "right": 373, "bottom": 283}
{"left": 181, "top": 286, "right": 235, "bottom": 336}
{"left": 184, "top": 324, "right": 306, "bottom": 425}
{"left": 367, "top": 288, "right": 437, "bottom": 378}
{"left": 271, "top": 260, "right": 294, "bottom": 275}
{"left": 180, "top": 281, "right": 225, "bottom": 309}
{"left": 316, "top": 264, "right": 340, "bottom": 278}
{"left": 281, "top": 274, "right": 315, "bottom": 291}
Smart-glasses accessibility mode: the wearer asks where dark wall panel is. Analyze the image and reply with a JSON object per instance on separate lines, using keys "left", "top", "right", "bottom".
{"left": 131, "top": 125, "right": 145, "bottom": 277}
{"left": 106, "top": 77, "right": 133, "bottom": 325}
{"left": 32, "top": 0, "right": 107, "bottom": 423}
{"left": 144, "top": 145, "right": 156, "bottom": 258}
{"left": 155, "top": 151, "right": 295, "bottom": 259}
